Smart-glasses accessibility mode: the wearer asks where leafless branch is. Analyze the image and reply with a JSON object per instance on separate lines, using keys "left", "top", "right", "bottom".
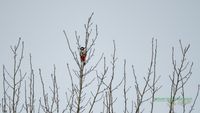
{"left": 88, "top": 57, "right": 108, "bottom": 113}
{"left": 63, "top": 30, "right": 81, "bottom": 69}
{"left": 2, "top": 38, "right": 26, "bottom": 113}
{"left": 149, "top": 38, "right": 161, "bottom": 113}
{"left": 132, "top": 38, "right": 160, "bottom": 113}
{"left": 39, "top": 65, "right": 59, "bottom": 113}
{"left": 123, "top": 60, "right": 130, "bottom": 113}
{"left": 104, "top": 40, "right": 123, "bottom": 113}
{"left": 39, "top": 69, "right": 49, "bottom": 113}
{"left": 168, "top": 40, "right": 194, "bottom": 113}
{"left": 64, "top": 63, "right": 75, "bottom": 113}
{"left": 25, "top": 54, "right": 35, "bottom": 113}
{"left": 188, "top": 85, "right": 200, "bottom": 113}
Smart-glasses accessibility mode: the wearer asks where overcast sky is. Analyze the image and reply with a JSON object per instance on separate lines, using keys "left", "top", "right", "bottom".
{"left": 0, "top": 0, "right": 200, "bottom": 113}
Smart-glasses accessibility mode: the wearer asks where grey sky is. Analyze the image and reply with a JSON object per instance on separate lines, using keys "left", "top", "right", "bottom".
{"left": 0, "top": 0, "right": 200, "bottom": 112}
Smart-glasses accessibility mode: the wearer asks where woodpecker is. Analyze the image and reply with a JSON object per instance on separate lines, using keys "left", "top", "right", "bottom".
{"left": 80, "top": 47, "right": 86, "bottom": 65}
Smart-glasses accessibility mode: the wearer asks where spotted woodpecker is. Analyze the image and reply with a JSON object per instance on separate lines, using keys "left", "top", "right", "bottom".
{"left": 80, "top": 47, "right": 86, "bottom": 65}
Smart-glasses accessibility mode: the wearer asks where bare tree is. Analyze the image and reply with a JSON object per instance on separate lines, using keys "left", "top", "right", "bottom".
{"left": 2, "top": 38, "right": 26, "bottom": 113}
{"left": 63, "top": 13, "right": 105, "bottom": 113}
{"left": 132, "top": 38, "right": 161, "bottom": 113}
{"left": 38, "top": 64, "right": 59, "bottom": 113}
{"left": 168, "top": 40, "right": 200, "bottom": 113}
{"left": 149, "top": 38, "right": 161, "bottom": 113}
{"left": 25, "top": 54, "right": 35, "bottom": 113}
{"left": 1, "top": 14, "right": 199, "bottom": 113}
{"left": 103, "top": 41, "right": 123, "bottom": 113}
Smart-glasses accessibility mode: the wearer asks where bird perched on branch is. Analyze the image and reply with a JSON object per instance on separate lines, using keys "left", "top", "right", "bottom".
{"left": 80, "top": 47, "right": 87, "bottom": 65}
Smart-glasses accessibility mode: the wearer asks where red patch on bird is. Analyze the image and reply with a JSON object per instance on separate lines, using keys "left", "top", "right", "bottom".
{"left": 80, "top": 54, "right": 86, "bottom": 62}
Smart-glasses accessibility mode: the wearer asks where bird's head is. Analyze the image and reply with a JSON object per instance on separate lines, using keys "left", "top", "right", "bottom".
{"left": 80, "top": 47, "right": 85, "bottom": 51}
